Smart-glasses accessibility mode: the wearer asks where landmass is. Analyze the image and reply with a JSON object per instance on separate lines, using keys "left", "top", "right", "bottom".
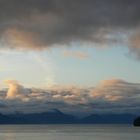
{"left": 133, "top": 117, "right": 140, "bottom": 126}
{"left": 0, "top": 109, "right": 137, "bottom": 124}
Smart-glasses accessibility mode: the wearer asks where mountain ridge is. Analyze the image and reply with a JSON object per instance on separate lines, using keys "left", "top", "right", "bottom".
{"left": 0, "top": 110, "right": 137, "bottom": 124}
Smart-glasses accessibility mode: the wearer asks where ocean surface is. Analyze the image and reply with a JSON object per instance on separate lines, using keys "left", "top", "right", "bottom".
{"left": 0, "top": 124, "right": 139, "bottom": 140}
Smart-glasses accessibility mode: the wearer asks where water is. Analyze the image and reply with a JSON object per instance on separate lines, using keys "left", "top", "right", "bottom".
{"left": 0, "top": 124, "right": 139, "bottom": 140}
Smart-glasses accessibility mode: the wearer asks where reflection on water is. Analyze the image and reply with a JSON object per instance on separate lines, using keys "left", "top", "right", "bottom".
{"left": 1, "top": 133, "right": 15, "bottom": 140}
{"left": 0, "top": 125, "right": 140, "bottom": 140}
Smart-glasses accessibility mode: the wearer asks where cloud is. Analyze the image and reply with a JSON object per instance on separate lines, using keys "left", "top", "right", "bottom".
{"left": 128, "top": 30, "right": 140, "bottom": 58}
{"left": 62, "top": 50, "right": 89, "bottom": 59}
{"left": 90, "top": 79, "right": 140, "bottom": 101}
{"left": 5, "top": 80, "right": 30, "bottom": 99}
{"left": 0, "top": 0, "right": 140, "bottom": 55}
{"left": 0, "top": 79, "right": 140, "bottom": 115}
{"left": 2, "top": 28, "right": 44, "bottom": 50}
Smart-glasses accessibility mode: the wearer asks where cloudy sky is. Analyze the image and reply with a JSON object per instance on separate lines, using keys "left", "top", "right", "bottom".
{"left": 0, "top": 0, "right": 140, "bottom": 115}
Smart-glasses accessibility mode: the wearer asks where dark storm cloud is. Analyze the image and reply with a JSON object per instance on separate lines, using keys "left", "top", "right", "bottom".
{"left": 0, "top": 0, "right": 140, "bottom": 51}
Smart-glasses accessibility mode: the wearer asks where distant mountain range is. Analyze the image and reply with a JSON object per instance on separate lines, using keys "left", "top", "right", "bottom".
{"left": 80, "top": 114, "right": 136, "bottom": 124}
{"left": 0, "top": 109, "right": 137, "bottom": 124}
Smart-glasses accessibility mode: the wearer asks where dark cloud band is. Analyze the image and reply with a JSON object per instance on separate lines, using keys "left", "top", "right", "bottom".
{"left": 0, "top": 0, "right": 140, "bottom": 53}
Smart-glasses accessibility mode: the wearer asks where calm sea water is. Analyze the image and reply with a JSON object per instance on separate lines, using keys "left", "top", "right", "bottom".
{"left": 0, "top": 124, "right": 139, "bottom": 140}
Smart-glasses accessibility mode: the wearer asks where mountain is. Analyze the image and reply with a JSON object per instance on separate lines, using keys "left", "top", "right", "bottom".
{"left": 133, "top": 117, "right": 140, "bottom": 126}
{"left": 0, "top": 110, "right": 137, "bottom": 124}
{"left": 0, "top": 109, "right": 77, "bottom": 124}
{"left": 79, "top": 114, "right": 137, "bottom": 124}
{"left": 0, "top": 114, "right": 13, "bottom": 124}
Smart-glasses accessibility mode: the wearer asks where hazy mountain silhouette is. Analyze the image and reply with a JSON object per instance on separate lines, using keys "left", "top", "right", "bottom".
{"left": 80, "top": 114, "right": 136, "bottom": 124}
{"left": 1, "top": 109, "right": 77, "bottom": 124}
{"left": 0, "top": 110, "right": 137, "bottom": 124}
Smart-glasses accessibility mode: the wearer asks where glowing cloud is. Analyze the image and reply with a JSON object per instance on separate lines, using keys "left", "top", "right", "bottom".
{"left": 62, "top": 50, "right": 89, "bottom": 59}
{"left": 5, "top": 80, "right": 29, "bottom": 99}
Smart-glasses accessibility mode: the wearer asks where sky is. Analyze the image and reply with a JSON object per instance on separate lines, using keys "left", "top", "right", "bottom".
{"left": 0, "top": 0, "right": 140, "bottom": 115}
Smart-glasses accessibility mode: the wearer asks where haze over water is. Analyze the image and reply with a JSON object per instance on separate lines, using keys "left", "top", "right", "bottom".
{"left": 0, "top": 125, "right": 140, "bottom": 140}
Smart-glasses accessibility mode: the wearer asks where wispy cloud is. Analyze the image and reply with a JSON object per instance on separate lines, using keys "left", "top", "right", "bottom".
{"left": 62, "top": 50, "right": 89, "bottom": 59}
